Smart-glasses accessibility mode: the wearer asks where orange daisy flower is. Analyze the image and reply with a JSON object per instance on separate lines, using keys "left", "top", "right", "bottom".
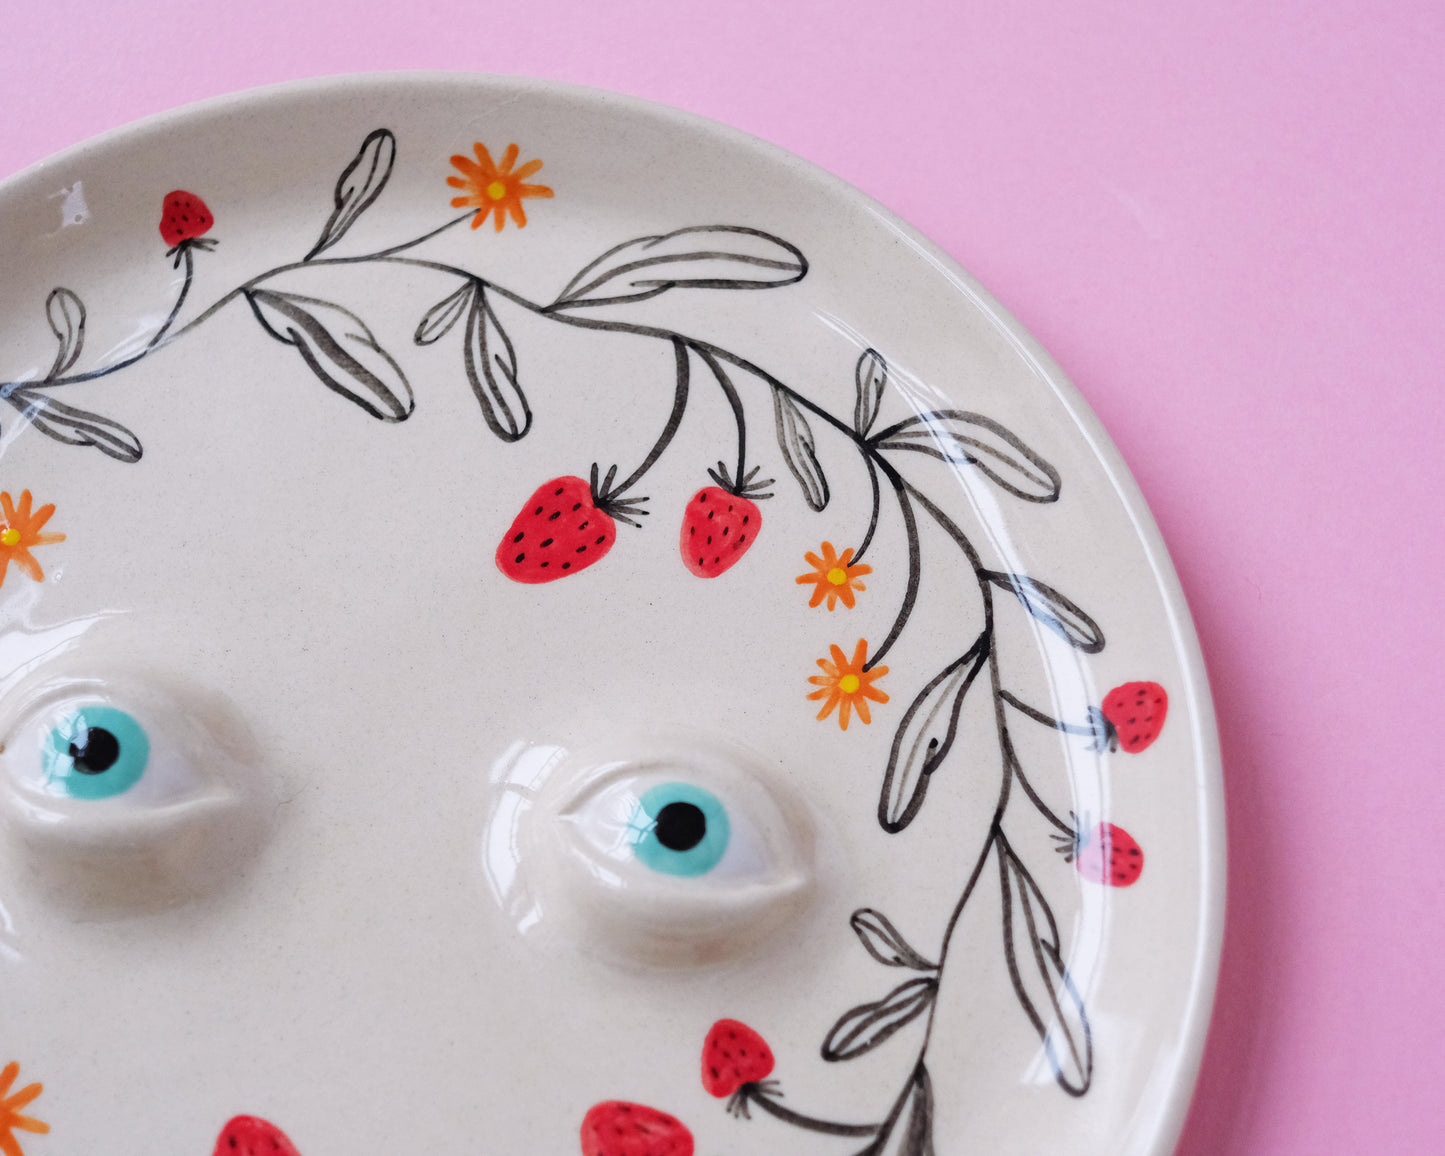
{"left": 447, "top": 143, "right": 554, "bottom": 233}
{"left": 796, "top": 541, "right": 871, "bottom": 610}
{"left": 0, "top": 491, "right": 65, "bottom": 589}
{"left": 807, "top": 639, "right": 889, "bottom": 731}
{"left": 0, "top": 1062, "right": 49, "bottom": 1156}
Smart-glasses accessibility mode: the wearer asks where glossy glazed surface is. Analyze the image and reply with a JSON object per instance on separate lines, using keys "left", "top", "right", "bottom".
{"left": 0, "top": 76, "right": 1221, "bottom": 1156}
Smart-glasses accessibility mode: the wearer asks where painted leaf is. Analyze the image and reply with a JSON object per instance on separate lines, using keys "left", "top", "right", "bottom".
{"left": 551, "top": 225, "right": 807, "bottom": 309}
{"left": 858, "top": 1064, "right": 935, "bottom": 1156}
{"left": 7, "top": 387, "right": 142, "bottom": 462}
{"left": 998, "top": 841, "right": 1092, "bottom": 1096}
{"left": 772, "top": 388, "right": 828, "bottom": 510}
{"left": 872, "top": 409, "right": 1060, "bottom": 502}
{"left": 854, "top": 348, "right": 887, "bottom": 437}
{"left": 821, "top": 976, "right": 937, "bottom": 1062}
{"left": 306, "top": 128, "right": 397, "bottom": 259}
{"left": 985, "top": 572, "right": 1105, "bottom": 653}
{"left": 246, "top": 289, "right": 414, "bottom": 422}
{"left": 464, "top": 287, "right": 531, "bottom": 442}
{"left": 850, "top": 909, "right": 937, "bottom": 971}
{"left": 414, "top": 282, "right": 474, "bottom": 345}
{"left": 44, "top": 287, "right": 86, "bottom": 378}
{"left": 878, "top": 639, "right": 988, "bottom": 833}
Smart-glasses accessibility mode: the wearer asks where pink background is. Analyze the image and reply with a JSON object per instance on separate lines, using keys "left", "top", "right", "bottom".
{"left": 4, "top": 2, "right": 1441, "bottom": 1151}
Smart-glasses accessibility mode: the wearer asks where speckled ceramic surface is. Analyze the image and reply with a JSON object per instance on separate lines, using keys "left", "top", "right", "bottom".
{"left": 0, "top": 74, "right": 1223, "bottom": 1156}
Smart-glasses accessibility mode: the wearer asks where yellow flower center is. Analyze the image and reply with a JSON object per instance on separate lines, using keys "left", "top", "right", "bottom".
{"left": 486, "top": 180, "right": 508, "bottom": 201}
{"left": 0, "top": 527, "right": 18, "bottom": 547}
{"left": 827, "top": 567, "right": 849, "bottom": 586}
{"left": 839, "top": 674, "right": 861, "bottom": 694}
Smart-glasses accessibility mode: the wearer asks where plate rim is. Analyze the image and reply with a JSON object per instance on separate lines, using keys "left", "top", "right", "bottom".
{"left": 0, "top": 69, "right": 1225, "bottom": 1156}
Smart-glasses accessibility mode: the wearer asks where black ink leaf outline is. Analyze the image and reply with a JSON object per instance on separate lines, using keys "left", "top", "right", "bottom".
{"left": 465, "top": 285, "right": 531, "bottom": 442}
{"left": 306, "top": 129, "right": 397, "bottom": 261}
{"left": 850, "top": 908, "right": 939, "bottom": 971}
{"left": 821, "top": 975, "right": 938, "bottom": 1062}
{"left": 998, "top": 835, "right": 1093, "bottom": 1096}
{"left": 414, "top": 282, "right": 474, "bottom": 345}
{"left": 0, "top": 126, "right": 1125, "bottom": 1144}
{"left": 5, "top": 387, "right": 141, "bottom": 462}
{"left": 858, "top": 1063, "right": 934, "bottom": 1156}
{"left": 879, "top": 634, "right": 989, "bottom": 833}
{"left": 872, "top": 409, "right": 1061, "bottom": 503}
{"left": 984, "top": 571, "right": 1105, "bottom": 653}
{"left": 854, "top": 348, "right": 887, "bottom": 438}
{"left": 548, "top": 225, "right": 807, "bottom": 310}
{"left": 772, "top": 386, "right": 829, "bottom": 511}
{"left": 44, "top": 288, "right": 86, "bottom": 380}
{"left": 245, "top": 288, "right": 414, "bottom": 422}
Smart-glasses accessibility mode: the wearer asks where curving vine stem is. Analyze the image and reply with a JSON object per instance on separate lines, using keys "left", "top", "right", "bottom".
{"left": 0, "top": 126, "right": 1162, "bottom": 1154}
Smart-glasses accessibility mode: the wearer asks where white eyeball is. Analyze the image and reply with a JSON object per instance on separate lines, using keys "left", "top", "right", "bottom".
{"left": 499, "top": 734, "right": 815, "bottom": 969}
{"left": 0, "top": 664, "right": 269, "bottom": 916}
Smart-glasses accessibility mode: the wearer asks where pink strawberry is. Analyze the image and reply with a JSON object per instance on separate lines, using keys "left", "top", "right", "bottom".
{"left": 496, "top": 468, "right": 646, "bottom": 584}
{"left": 680, "top": 464, "right": 771, "bottom": 578}
{"left": 212, "top": 1115, "right": 303, "bottom": 1156}
{"left": 701, "top": 1018, "right": 776, "bottom": 1098}
{"left": 1063, "top": 821, "right": 1144, "bottom": 887}
{"left": 1099, "top": 681, "right": 1168, "bottom": 753}
{"left": 580, "top": 1101, "right": 694, "bottom": 1156}
{"left": 159, "top": 190, "right": 215, "bottom": 247}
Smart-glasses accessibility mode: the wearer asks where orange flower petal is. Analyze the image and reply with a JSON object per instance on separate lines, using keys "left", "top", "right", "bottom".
{"left": 13, "top": 1114, "right": 48, "bottom": 1136}
{"left": 499, "top": 143, "right": 520, "bottom": 173}
{"left": 514, "top": 158, "right": 544, "bottom": 180}
{"left": 27, "top": 503, "right": 55, "bottom": 533}
{"left": 5, "top": 1084, "right": 40, "bottom": 1113}
{"left": 12, "top": 551, "right": 42, "bottom": 583}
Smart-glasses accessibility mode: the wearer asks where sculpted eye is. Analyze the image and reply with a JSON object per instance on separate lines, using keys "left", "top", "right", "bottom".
{"left": 0, "top": 673, "right": 267, "bottom": 914}
{"left": 520, "top": 738, "right": 815, "bottom": 967}
{"left": 41, "top": 705, "right": 149, "bottom": 800}
{"left": 628, "top": 782, "right": 729, "bottom": 877}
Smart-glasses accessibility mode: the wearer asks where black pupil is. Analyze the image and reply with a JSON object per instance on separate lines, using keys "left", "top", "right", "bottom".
{"left": 653, "top": 802, "right": 707, "bottom": 852}
{"left": 68, "top": 726, "right": 121, "bottom": 775}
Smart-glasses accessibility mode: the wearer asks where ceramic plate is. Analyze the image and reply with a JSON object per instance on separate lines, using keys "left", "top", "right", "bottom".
{"left": 0, "top": 75, "right": 1222, "bottom": 1156}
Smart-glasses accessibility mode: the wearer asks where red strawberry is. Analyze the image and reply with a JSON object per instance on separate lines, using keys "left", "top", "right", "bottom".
{"left": 1099, "top": 681, "right": 1168, "bottom": 753}
{"left": 159, "top": 190, "right": 215, "bottom": 247}
{"left": 496, "top": 468, "right": 646, "bottom": 584}
{"left": 580, "top": 1101, "right": 694, "bottom": 1156}
{"left": 701, "top": 1018, "right": 776, "bottom": 1097}
{"left": 212, "top": 1115, "right": 303, "bottom": 1156}
{"left": 1065, "top": 821, "right": 1144, "bottom": 887}
{"left": 680, "top": 464, "right": 771, "bottom": 578}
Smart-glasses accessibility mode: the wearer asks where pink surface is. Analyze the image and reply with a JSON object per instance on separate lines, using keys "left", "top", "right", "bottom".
{"left": 4, "top": 2, "right": 1442, "bottom": 1152}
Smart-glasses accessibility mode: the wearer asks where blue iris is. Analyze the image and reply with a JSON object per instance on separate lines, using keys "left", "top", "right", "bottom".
{"left": 41, "top": 706, "right": 150, "bottom": 800}
{"left": 627, "top": 781, "right": 731, "bottom": 877}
